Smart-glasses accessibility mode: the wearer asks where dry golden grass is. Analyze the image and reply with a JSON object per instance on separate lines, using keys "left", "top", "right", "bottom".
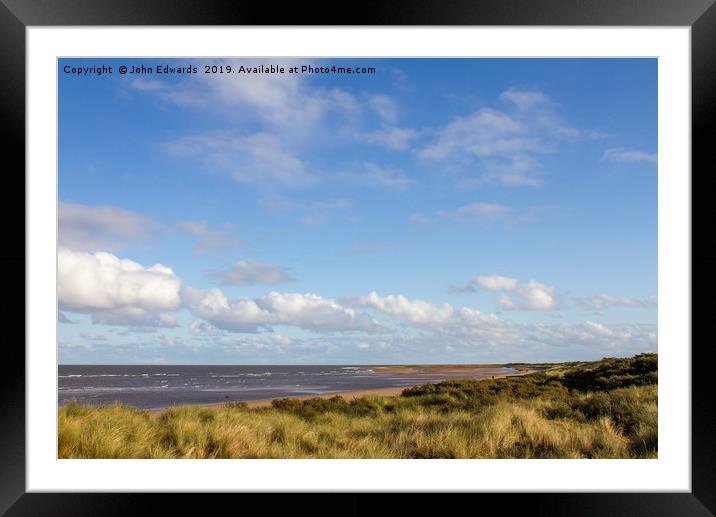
{"left": 58, "top": 384, "right": 657, "bottom": 459}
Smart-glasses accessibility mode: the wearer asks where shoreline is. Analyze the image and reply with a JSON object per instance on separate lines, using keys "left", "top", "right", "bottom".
{"left": 147, "top": 368, "right": 539, "bottom": 416}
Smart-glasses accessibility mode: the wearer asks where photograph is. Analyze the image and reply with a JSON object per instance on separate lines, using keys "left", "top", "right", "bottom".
{"left": 56, "top": 57, "right": 659, "bottom": 460}
{"left": 0, "top": 0, "right": 709, "bottom": 506}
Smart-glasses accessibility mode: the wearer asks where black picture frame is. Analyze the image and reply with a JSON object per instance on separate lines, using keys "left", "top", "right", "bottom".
{"left": 1, "top": 0, "right": 711, "bottom": 514}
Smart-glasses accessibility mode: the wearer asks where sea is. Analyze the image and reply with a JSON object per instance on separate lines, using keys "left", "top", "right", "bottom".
{"left": 58, "top": 365, "right": 517, "bottom": 410}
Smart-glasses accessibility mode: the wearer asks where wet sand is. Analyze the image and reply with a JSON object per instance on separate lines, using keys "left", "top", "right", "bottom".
{"left": 148, "top": 367, "right": 539, "bottom": 416}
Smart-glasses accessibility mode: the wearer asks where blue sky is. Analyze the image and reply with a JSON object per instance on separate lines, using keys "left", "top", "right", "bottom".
{"left": 57, "top": 58, "right": 657, "bottom": 364}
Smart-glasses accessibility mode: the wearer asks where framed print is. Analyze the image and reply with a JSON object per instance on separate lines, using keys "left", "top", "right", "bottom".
{"left": 2, "top": 0, "right": 713, "bottom": 514}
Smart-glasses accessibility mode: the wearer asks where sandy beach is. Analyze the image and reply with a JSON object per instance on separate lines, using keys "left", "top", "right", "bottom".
{"left": 148, "top": 367, "right": 539, "bottom": 416}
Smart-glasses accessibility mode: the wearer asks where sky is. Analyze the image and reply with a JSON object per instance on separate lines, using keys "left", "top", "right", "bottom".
{"left": 57, "top": 58, "right": 657, "bottom": 365}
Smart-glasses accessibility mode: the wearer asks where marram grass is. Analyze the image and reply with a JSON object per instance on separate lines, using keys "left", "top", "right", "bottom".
{"left": 58, "top": 353, "right": 657, "bottom": 459}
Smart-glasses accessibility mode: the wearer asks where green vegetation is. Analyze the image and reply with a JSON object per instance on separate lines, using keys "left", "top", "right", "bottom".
{"left": 58, "top": 353, "right": 657, "bottom": 459}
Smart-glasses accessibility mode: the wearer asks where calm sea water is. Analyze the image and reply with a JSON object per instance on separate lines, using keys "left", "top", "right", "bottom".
{"left": 58, "top": 365, "right": 517, "bottom": 410}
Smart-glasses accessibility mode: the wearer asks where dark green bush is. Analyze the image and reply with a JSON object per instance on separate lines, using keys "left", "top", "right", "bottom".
{"left": 559, "top": 353, "right": 657, "bottom": 392}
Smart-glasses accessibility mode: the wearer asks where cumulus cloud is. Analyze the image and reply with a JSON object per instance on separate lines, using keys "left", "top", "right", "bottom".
{"left": 355, "top": 291, "right": 455, "bottom": 325}
{"left": 58, "top": 249, "right": 181, "bottom": 327}
{"left": 208, "top": 260, "right": 294, "bottom": 286}
{"left": 61, "top": 281, "right": 656, "bottom": 362}
{"left": 603, "top": 147, "right": 657, "bottom": 163}
{"left": 351, "top": 292, "right": 518, "bottom": 344}
{"left": 59, "top": 202, "right": 162, "bottom": 251}
{"left": 497, "top": 279, "right": 557, "bottom": 311}
{"left": 452, "top": 275, "right": 558, "bottom": 311}
{"left": 183, "top": 288, "right": 379, "bottom": 333}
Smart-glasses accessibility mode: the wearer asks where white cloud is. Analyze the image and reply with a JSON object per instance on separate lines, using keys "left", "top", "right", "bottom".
{"left": 59, "top": 202, "right": 161, "bottom": 251}
{"left": 129, "top": 78, "right": 165, "bottom": 92}
{"left": 58, "top": 249, "right": 181, "bottom": 327}
{"left": 476, "top": 156, "right": 543, "bottom": 188}
{"left": 165, "top": 132, "right": 314, "bottom": 188}
{"left": 418, "top": 105, "right": 549, "bottom": 187}
{"left": 259, "top": 196, "right": 352, "bottom": 212}
{"left": 269, "top": 314, "right": 646, "bottom": 359}
{"left": 413, "top": 202, "right": 510, "bottom": 224}
{"left": 419, "top": 108, "right": 525, "bottom": 161}
{"left": 499, "top": 89, "right": 548, "bottom": 111}
{"left": 454, "top": 275, "right": 558, "bottom": 311}
{"left": 208, "top": 260, "right": 294, "bottom": 286}
{"left": 447, "top": 202, "right": 510, "bottom": 219}
{"left": 351, "top": 292, "right": 523, "bottom": 344}
{"left": 553, "top": 126, "right": 607, "bottom": 141}
{"left": 175, "top": 220, "right": 243, "bottom": 255}
{"left": 603, "top": 147, "right": 657, "bottom": 163}
{"left": 355, "top": 291, "right": 455, "bottom": 325}
{"left": 340, "top": 162, "right": 413, "bottom": 190}
{"left": 529, "top": 321, "right": 656, "bottom": 352}
{"left": 355, "top": 126, "right": 418, "bottom": 150}
{"left": 368, "top": 94, "right": 398, "bottom": 123}
{"left": 410, "top": 213, "right": 437, "bottom": 225}
{"left": 131, "top": 59, "right": 358, "bottom": 130}
{"left": 352, "top": 293, "right": 518, "bottom": 346}
{"left": 497, "top": 279, "right": 557, "bottom": 311}
{"left": 61, "top": 282, "right": 657, "bottom": 362}
{"left": 418, "top": 89, "right": 607, "bottom": 188}
{"left": 259, "top": 196, "right": 354, "bottom": 227}
{"left": 577, "top": 293, "right": 656, "bottom": 310}
{"left": 183, "top": 288, "right": 379, "bottom": 333}
{"left": 188, "top": 319, "right": 220, "bottom": 336}
{"left": 471, "top": 275, "right": 519, "bottom": 292}
{"left": 91, "top": 308, "right": 178, "bottom": 328}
